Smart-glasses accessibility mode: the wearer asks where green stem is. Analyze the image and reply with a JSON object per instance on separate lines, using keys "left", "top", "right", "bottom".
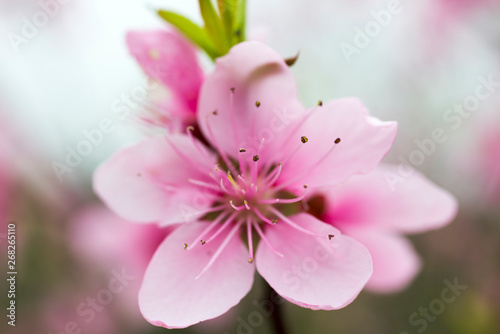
{"left": 264, "top": 282, "right": 287, "bottom": 334}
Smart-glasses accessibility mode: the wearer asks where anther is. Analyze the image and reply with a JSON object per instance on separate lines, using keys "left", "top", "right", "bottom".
{"left": 201, "top": 240, "right": 206, "bottom": 245}
{"left": 231, "top": 87, "right": 236, "bottom": 93}
{"left": 253, "top": 155, "right": 259, "bottom": 162}
{"left": 239, "top": 148, "right": 247, "bottom": 153}
{"left": 256, "top": 101, "right": 261, "bottom": 108}
{"left": 137, "top": 173, "right": 141, "bottom": 177}
{"left": 186, "top": 125, "right": 194, "bottom": 132}
{"left": 272, "top": 219, "right": 278, "bottom": 224}
{"left": 244, "top": 200, "right": 251, "bottom": 210}
{"left": 301, "top": 136, "right": 308, "bottom": 144}
{"left": 318, "top": 100, "right": 323, "bottom": 106}
{"left": 328, "top": 235, "right": 334, "bottom": 240}
{"left": 248, "top": 257, "right": 254, "bottom": 263}
{"left": 212, "top": 110, "right": 218, "bottom": 116}
{"left": 184, "top": 243, "right": 188, "bottom": 250}
{"left": 335, "top": 138, "right": 341, "bottom": 144}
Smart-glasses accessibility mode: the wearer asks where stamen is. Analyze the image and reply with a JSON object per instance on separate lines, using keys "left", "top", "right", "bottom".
{"left": 204, "top": 211, "right": 239, "bottom": 244}
{"left": 186, "top": 126, "right": 210, "bottom": 159}
{"left": 229, "top": 88, "right": 239, "bottom": 145}
{"left": 205, "top": 113, "right": 238, "bottom": 176}
{"left": 275, "top": 137, "right": 342, "bottom": 192}
{"left": 229, "top": 200, "right": 246, "bottom": 211}
{"left": 195, "top": 219, "right": 244, "bottom": 280}
{"left": 246, "top": 217, "right": 254, "bottom": 263}
{"left": 244, "top": 200, "right": 251, "bottom": 210}
{"left": 253, "top": 207, "right": 277, "bottom": 225}
{"left": 186, "top": 212, "right": 229, "bottom": 251}
{"left": 188, "top": 179, "right": 222, "bottom": 193}
{"left": 238, "top": 175, "right": 249, "bottom": 187}
{"left": 260, "top": 162, "right": 283, "bottom": 191}
{"left": 269, "top": 207, "right": 325, "bottom": 237}
{"left": 282, "top": 135, "right": 309, "bottom": 165}
{"left": 260, "top": 185, "right": 308, "bottom": 205}
{"left": 220, "top": 179, "right": 235, "bottom": 196}
{"left": 256, "top": 101, "right": 261, "bottom": 108}
{"left": 227, "top": 171, "right": 240, "bottom": 190}
{"left": 182, "top": 204, "right": 228, "bottom": 220}
{"left": 318, "top": 100, "right": 323, "bottom": 106}
{"left": 251, "top": 219, "right": 284, "bottom": 257}
{"left": 252, "top": 155, "right": 259, "bottom": 185}
{"left": 164, "top": 136, "right": 210, "bottom": 175}
{"left": 238, "top": 149, "right": 247, "bottom": 178}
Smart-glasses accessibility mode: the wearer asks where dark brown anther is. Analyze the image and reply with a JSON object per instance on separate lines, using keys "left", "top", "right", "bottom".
{"left": 304, "top": 184, "right": 308, "bottom": 189}
{"left": 239, "top": 148, "right": 247, "bottom": 153}
{"left": 201, "top": 240, "right": 206, "bottom": 245}
{"left": 256, "top": 101, "right": 261, "bottom": 108}
{"left": 212, "top": 110, "right": 218, "bottom": 116}
{"left": 328, "top": 235, "right": 334, "bottom": 240}
{"left": 334, "top": 138, "right": 341, "bottom": 144}
{"left": 301, "top": 136, "right": 308, "bottom": 143}
{"left": 318, "top": 100, "right": 323, "bottom": 107}
{"left": 184, "top": 243, "right": 188, "bottom": 250}
{"left": 284, "top": 51, "right": 300, "bottom": 67}
{"left": 253, "top": 155, "right": 259, "bottom": 162}
{"left": 230, "top": 87, "right": 236, "bottom": 93}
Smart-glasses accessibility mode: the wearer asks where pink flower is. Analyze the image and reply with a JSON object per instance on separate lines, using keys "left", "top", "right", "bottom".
{"left": 316, "top": 164, "right": 458, "bottom": 293}
{"left": 126, "top": 30, "right": 205, "bottom": 131}
{"left": 476, "top": 124, "right": 500, "bottom": 202}
{"left": 69, "top": 204, "right": 171, "bottom": 320}
{"left": 94, "top": 41, "right": 397, "bottom": 328}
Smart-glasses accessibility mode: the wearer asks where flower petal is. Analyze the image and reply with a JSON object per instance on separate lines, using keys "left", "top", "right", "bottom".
{"left": 197, "top": 41, "right": 305, "bottom": 162}
{"left": 127, "top": 30, "right": 204, "bottom": 111}
{"left": 344, "top": 230, "right": 421, "bottom": 293}
{"left": 139, "top": 223, "right": 255, "bottom": 329}
{"left": 326, "top": 164, "right": 458, "bottom": 234}
{"left": 93, "top": 135, "right": 216, "bottom": 225}
{"left": 255, "top": 213, "right": 372, "bottom": 310}
{"left": 278, "top": 98, "right": 397, "bottom": 189}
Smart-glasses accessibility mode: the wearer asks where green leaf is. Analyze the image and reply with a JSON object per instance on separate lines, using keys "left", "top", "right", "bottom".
{"left": 218, "top": 0, "right": 240, "bottom": 43}
{"left": 199, "top": 0, "right": 228, "bottom": 53}
{"left": 233, "top": 0, "right": 246, "bottom": 42}
{"left": 157, "top": 9, "right": 220, "bottom": 60}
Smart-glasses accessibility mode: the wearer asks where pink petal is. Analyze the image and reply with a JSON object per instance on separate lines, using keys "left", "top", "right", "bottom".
{"left": 197, "top": 41, "right": 305, "bottom": 162}
{"left": 278, "top": 98, "right": 397, "bottom": 189}
{"left": 255, "top": 213, "right": 372, "bottom": 310}
{"left": 344, "top": 230, "right": 421, "bottom": 293}
{"left": 326, "top": 164, "right": 458, "bottom": 234}
{"left": 93, "top": 135, "right": 216, "bottom": 225}
{"left": 139, "top": 223, "right": 254, "bottom": 329}
{"left": 126, "top": 30, "right": 204, "bottom": 111}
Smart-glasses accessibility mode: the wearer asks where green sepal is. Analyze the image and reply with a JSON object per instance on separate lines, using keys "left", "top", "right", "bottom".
{"left": 157, "top": 9, "right": 220, "bottom": 60}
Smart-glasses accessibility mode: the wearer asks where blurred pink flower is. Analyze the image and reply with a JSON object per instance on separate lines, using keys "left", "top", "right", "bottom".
{"left": 69, "top": 204, "right": 170, "bottom": 320}
{"left": 318, "top": 164, "right": 458, "bottom": 293}
{"left": 478, "top": 126, "right": 500, "bottom": 202}
{"left": 94, "top": 41, "right": 397, "bottom": 328}
{"left": 126, "top": 30, "right": 205, "bottom": 132}
{"left": 437, "top": 0, "right": 488, "bottom": 19}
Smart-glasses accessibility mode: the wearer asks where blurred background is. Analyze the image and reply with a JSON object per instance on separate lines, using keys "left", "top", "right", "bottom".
{"left": 1, "top": 0, "right": 499, "bottom": 333}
